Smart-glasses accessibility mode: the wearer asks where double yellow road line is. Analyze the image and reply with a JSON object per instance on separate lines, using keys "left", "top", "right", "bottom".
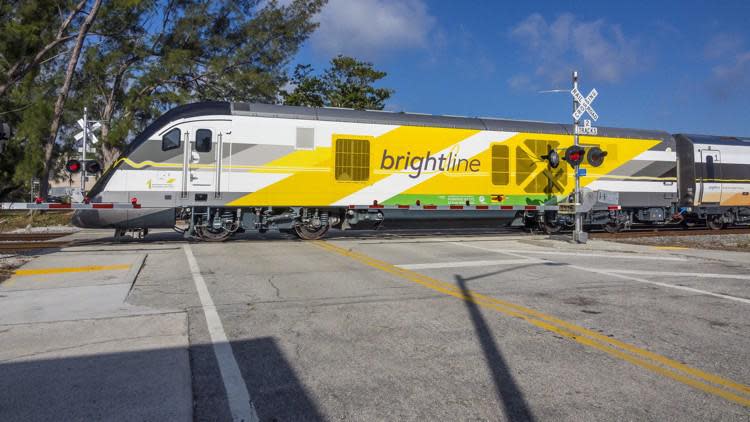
{"left": 313, "top": 240, "right": 750, "bottom": 407}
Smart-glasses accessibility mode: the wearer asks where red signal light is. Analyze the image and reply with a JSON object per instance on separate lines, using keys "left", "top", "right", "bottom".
{"left": 563, "top": 146, "right": 586, "bottom": 167}
{"left": 65, "top": 159, "right": 82, "bottom": 173}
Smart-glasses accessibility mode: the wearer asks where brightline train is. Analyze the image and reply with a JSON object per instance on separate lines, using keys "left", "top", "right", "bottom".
{"left": 72, "top": 102, "right": 750, "bottom": 240}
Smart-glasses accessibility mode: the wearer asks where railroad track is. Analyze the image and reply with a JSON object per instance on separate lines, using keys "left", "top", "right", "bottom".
{"left": 0, "top": 241, "right": 70, "bottom": 252}
{"left": 0, "top": 232, "right": 73, "bottom": 252}
{"left": 590, "top": 226, "right": 750, "bottom": 239}
{"left": 0, "top": 232, "right": 70, "bottom": 242}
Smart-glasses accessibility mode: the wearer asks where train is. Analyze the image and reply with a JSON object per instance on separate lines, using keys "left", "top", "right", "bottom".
{"left": 71, "top": 101, "right": 750, "bottom": 240}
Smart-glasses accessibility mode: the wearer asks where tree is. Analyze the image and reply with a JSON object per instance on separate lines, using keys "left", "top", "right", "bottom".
{"left": 0, "top": 0, "right": 88, "bottom": 200}
{"left": 76, "top": 0, "right": 325, "bottom": 169}
{"left": 40, "top": 0, "right": 102, "bottom": 200}
{"left": 0, "top": 0, "right": 326, "bottom": 200}
{"left": 0, "top": 0, "right": 87, "bottom": 98}
{"left": 283, "top": 55, "right": 394, "bottom": 110}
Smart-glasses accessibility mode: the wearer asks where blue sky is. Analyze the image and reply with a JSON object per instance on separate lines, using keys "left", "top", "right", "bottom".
{"left": 291, "top": 0, "right": 750, "bottom": 135}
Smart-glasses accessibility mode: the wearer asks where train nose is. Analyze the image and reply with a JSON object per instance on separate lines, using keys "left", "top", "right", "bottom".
{"left": 72, "top": 208, "right": 176, "bottom": 229}
{"left": 71, "top": 210, "right": 108, "bottom": 228}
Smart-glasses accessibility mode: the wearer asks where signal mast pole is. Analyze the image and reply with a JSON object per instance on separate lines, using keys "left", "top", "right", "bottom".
{"left": 572, "top": 71, "right": 584, "bottom": 243}
{"left": 81, "top": 107, "right": 88, "bottom": 193}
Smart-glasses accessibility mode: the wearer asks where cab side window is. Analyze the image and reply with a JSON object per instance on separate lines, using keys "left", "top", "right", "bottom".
{"left": 161, "top": 128, "right": 181, "bottom": 151}
{"left": 195, "top": 129, "right": 212, "bottom": 153}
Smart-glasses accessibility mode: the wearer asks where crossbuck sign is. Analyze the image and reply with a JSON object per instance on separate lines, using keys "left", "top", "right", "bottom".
{"left": 74, "top": 118, "right": 101, "bottom": 145}
{"left": 571, "top": 87, "right": 599, "bottom": 135}
{"left": 571, "top": 87, "right": 598, "bottom": 121}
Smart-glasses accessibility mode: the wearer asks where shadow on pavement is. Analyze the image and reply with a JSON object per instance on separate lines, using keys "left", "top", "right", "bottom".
{"left": 456, "top": 274, "right": 536, "bottom": 422}
{"left": 0, "top": 337, "right": 322, "bottom": 422}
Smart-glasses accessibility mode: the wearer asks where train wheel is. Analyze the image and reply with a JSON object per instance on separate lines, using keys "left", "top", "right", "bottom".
{"left": 602, "top": 222, "right": 623, "bottom": 233}
{"left": 294, "top": 223, "right": 330, "bottom": 240}
{"left": 195, "top": 226, "right": 233, "bottom": 242}
{"left": 541, "top": 211, "right": 561, "bottom": 234}
{"left": 541, "top": 221, "right": 562, "bottom": 234}
{"left": 707, "top": 216, "right": 724, "bottom": 231}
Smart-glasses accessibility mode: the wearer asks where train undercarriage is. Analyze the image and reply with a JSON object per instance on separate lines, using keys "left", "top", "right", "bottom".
{"left": 174, "top": 206, "right": 362, "bottom": 241}
{"left": 532, "top": 205, "right": 750, "bottom": 234}
{"left": 106, "top": 202, "right": 750, "bottom": 242}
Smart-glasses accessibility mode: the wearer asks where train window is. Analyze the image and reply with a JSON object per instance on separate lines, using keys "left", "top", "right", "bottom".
{"left": 491, "top": 145, "right": 509, "bottom": 185}
{"left": 335, "top": 138, "right": 370, "bottom": 181}
{"left": 161, "top": 128, "right": 181, "bottom": 151}
{"left": 195, "top": 129, "right": 212, "bottom": 153}
{"left": 705, "top": 155, "right": 715, "bottom": 180}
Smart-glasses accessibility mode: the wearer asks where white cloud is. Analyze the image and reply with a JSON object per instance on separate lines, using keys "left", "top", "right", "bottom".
{"left": 709, "top": 50, "right": 750, "bottom": 100}
{"left": 509, "top": 13, "right": 641, "bottom": 87}
{"left": 308, "top": 0, "right": 435, "bottom": 58}
{"left": 704, "top": 33, "right": 743, "bottom": 60}
{"left": 700, "top": 33, "right": 750, "bottom": 100}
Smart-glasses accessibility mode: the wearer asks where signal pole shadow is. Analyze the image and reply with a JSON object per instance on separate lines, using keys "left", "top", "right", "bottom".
{"left": 456, "top": 273, "right": 536, "bottom": 421}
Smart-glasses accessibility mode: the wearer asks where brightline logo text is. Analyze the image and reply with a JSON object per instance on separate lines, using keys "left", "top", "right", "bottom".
{"left": 380, "top": 149, "right": 481, "bottom": 179}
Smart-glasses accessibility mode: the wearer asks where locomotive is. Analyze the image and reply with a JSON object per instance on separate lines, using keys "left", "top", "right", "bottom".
{"left": 72, "top": 102, "right": 750, "bottom": 240}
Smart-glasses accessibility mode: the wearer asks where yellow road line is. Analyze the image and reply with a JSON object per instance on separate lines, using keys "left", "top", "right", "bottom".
{"left": 13, "top": 264, "right": 131, "bottom": 277}
{"left": 653, "top": 246, "right": 689, "bottom": 250}
{"left": 313, "top": 240, "right": 750, "bottom": 407}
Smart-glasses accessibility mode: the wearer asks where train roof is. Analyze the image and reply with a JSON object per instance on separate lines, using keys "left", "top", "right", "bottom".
{"left": 123, "top": 101, "right": 673, "bottom": 157}
{"left": 675, "top": 133, "right": 750, "bottom": 147}
{"left": 230, "top": 102, "right": 672, "bottom": 141}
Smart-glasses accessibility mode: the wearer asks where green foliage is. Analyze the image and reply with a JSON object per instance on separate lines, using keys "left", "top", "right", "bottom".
{"left": 284, "top": 55, "right": 394, "bottom": 110}
{"left": 75, "top": 0, "right": 326, "bottom": 160}
{"left": 0, "top": 0, "right": 78, "bottom": 199}
{"left": 0, "top": 0, "right": 327, "bottom": 199}
{"left": 0, "top": 0, "right": 76, "bottom": 89}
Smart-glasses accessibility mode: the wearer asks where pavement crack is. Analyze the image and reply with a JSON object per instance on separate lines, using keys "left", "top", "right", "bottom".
{"left": 267, "top": 275, "right": 281, "bottom": 299}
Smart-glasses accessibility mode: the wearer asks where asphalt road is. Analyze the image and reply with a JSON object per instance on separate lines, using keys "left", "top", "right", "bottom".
{"left": 125, "top": 229, "right": 750, "bottom": 421}
{"left": 2, "top": 228, "right": 749, "bottom": 421}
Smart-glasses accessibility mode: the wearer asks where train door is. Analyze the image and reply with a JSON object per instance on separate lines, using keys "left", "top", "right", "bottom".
{"left": 180, "top": 124, "right": 221, "bottom": 200}
{"left": 698, "top": 149, "right": 721, "bottom": 204}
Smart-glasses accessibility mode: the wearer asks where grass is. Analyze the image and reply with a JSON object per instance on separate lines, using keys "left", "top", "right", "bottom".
{"left": 0, "top": 211, "right": 74, "bottom": 233}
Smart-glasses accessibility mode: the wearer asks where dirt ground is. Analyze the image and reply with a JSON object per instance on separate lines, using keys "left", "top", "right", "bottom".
{"left": 0, "top": 211, "right": 73, "bottom": 233}
{"left": 614, "top": 232, "right": 750, "bottom": 251}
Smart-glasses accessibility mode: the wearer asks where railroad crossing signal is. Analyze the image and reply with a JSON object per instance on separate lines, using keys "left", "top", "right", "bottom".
{"left": 85, "top": 160, "right": 102, "bottom": 174}
{"left": 65, "top": 159, "right": 82, "bottom": 173}
{"left": 541, "top": 149, "right": 560, "bottom": 168}
{"left": 564, "top": 145, "right": 586, "bottom": 167}
{"left": 74, "top": 118, "right": 100, "bottom": 145}
{"left": 586, "top": 146, "right": 608, "bottom": 167}
{"left": 571, "top": 87, "right": 598, "bottom": 121}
